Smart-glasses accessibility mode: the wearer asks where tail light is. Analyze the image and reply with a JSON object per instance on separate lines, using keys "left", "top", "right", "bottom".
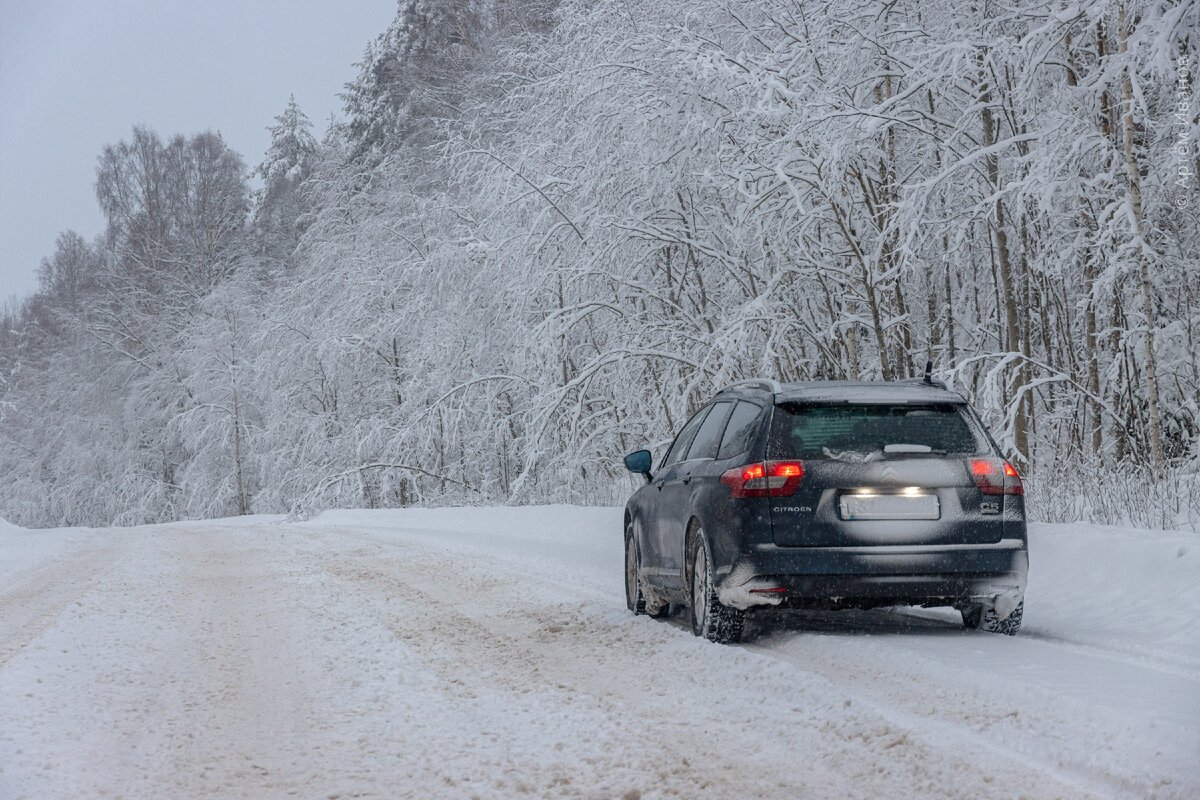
{"left": 721, "top": 461, "right": 804, "bottom": 498}
{"left": 969, "top": 459, "right": 1024, "bottom": 496}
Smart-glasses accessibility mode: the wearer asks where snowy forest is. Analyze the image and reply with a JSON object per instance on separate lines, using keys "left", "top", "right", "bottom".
{"left": 1, "top": 0, "right": 1197, "bottom": 530}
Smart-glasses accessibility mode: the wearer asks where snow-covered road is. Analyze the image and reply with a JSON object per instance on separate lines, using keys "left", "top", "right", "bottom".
{"left": 1, "top": 507, "right": 1197, "bottom": 799}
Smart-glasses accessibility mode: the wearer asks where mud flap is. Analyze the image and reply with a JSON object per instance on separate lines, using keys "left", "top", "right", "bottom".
{"left": 991, "top": 587, "right": 1023, "bottom": 620}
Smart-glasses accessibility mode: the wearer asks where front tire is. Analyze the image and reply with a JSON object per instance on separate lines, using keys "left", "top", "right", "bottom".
{"left": 625, "top": 525, "right": 667, "bottom": 617}
{"left": 688, "top": 531, "right": 745, "bottom": 643}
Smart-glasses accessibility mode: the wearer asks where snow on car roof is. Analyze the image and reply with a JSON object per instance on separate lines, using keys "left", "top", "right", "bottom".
{"left": 773, "top": 381, "right": 966, "bottom": 404}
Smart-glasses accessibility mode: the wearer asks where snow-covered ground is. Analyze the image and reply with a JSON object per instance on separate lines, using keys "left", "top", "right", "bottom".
{"left": 1, "top": 508, "right": 1196, "bottom": 799}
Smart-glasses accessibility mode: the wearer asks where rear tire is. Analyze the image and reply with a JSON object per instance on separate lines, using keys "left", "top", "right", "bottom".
{"left": 625, "top": 525, "right": 667, "bottom": 618}
{"left": 961, "top": 601, "right": 1023, "bottom": 636}
{"left": 688, "top": 531, "right": 745, "bottom": 643}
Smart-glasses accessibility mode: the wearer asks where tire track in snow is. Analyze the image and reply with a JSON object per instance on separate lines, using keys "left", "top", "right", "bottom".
{"left": 748, "top": 616, "right": 1191, "bottom": 800}
{"left": 4, "top": 524, "right": 446, "bottom": 799}
{"left": 306, "top": 526, "right": 1115, "bottom": 800}
{"left": 1019, "top": 627, "right": 1200, "bottom": 682}
{"left": 900, "top": 606, "right": 1200, "bottom": 683}
{"left": 0, "top": 533, "right": 112, "bottom": 668}
{"left": 321, "top": 521, "right": 1198, "bottom": 798}
{"left": 4, "top": 517, "right": 1191, "bottom": 799}
{"left": 160, "top": 527, "right": 327, "bottom": 795}
{"left": 313, "top": 548, "right": 783, "bottom": 799}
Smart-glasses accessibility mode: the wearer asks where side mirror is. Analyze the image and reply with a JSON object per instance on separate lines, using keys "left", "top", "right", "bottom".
{"left": 624, "top": 449, "right": 653, "bottom": 482}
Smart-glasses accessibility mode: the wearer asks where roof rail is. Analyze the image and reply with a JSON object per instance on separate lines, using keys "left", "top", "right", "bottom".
{"left": 719, "top": 379, "right": 783, "bottom": 395}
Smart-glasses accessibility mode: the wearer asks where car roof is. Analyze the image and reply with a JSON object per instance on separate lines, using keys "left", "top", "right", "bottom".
{"left": 718, "top": 380, "right": 966, "bottom": 405}
{"left": 775, "top": 381, "right": 966, "bottom": 404}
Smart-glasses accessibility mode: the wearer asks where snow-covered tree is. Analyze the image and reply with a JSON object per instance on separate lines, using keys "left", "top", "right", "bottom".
{"left": 2, "top": 0, "right": 1197, "bottom": 530}
{"left": 252, "top": 96, "right": 317, "bottom": 271}
{"left": 338, "top": 0, "right": 556, "bottom": 162}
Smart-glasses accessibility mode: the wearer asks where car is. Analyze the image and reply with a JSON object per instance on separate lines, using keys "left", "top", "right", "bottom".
{"left": 622, "top": 378, "right": 1028, "bottom": 643}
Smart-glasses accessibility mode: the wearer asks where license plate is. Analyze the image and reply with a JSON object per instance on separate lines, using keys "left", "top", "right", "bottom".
{"left": 839, "top": 493, "right": 940, "bottom": 521}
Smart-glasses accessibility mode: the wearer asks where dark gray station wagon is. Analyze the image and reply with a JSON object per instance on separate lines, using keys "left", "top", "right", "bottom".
{"left": 622, "top": 379, "right": 1028, "bottom": 643}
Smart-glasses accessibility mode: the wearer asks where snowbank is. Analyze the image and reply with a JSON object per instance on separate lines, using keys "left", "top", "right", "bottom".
{"left": 309, "top": 504, "right": 617, "bottom": 546}
{"left": 0, "top": 517, "right": 93, "bottom": 581}
{"left": 1025, "top": 521, "right": 1200, "bottom": 666}
{"left": 306, "top": 504, "right": 622, "bottom": 572}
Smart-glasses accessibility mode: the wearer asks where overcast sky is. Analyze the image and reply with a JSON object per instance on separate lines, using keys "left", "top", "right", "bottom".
{"left": 0, "top": 0, "right": 394, "bottom": 300}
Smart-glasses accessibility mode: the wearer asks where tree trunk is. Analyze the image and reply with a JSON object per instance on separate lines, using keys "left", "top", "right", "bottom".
{"left": 979, "top": 53, "right": 1028, "bottom": 463}
{"left": 232, "top": 384, "right": 249, "bottom": 516}
{"left": 1117, "top": 3, "right": 1166, "bottom": 476}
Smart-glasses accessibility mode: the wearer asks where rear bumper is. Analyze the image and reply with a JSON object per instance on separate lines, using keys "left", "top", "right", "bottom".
{"left": 715, "top": 540, "right": 1027, "bottom": 612}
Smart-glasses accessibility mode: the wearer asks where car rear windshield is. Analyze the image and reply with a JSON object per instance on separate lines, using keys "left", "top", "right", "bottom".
{"left": 769, "top": 403, "right": 986, "bottom": 459}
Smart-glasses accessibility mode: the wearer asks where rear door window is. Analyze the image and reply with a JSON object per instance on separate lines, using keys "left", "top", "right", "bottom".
{"left": 684, "top": 402, "right": 734, "bottom": 460}
{"left": 660, "top": 406, "right": 710, "bottom": 469}
{"left": 769, "top": 403, "right": 985, "bottom": 458}
{"left": 717, "top": 401, "right": 762, "bottom": 460}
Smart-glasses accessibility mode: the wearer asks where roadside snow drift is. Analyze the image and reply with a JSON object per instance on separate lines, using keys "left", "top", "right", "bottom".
{"left": 1, "top": 507, "right": 1197, "bottom": 799}
{"left": 0, "top": 517, "right": 90, "bottom": 578}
